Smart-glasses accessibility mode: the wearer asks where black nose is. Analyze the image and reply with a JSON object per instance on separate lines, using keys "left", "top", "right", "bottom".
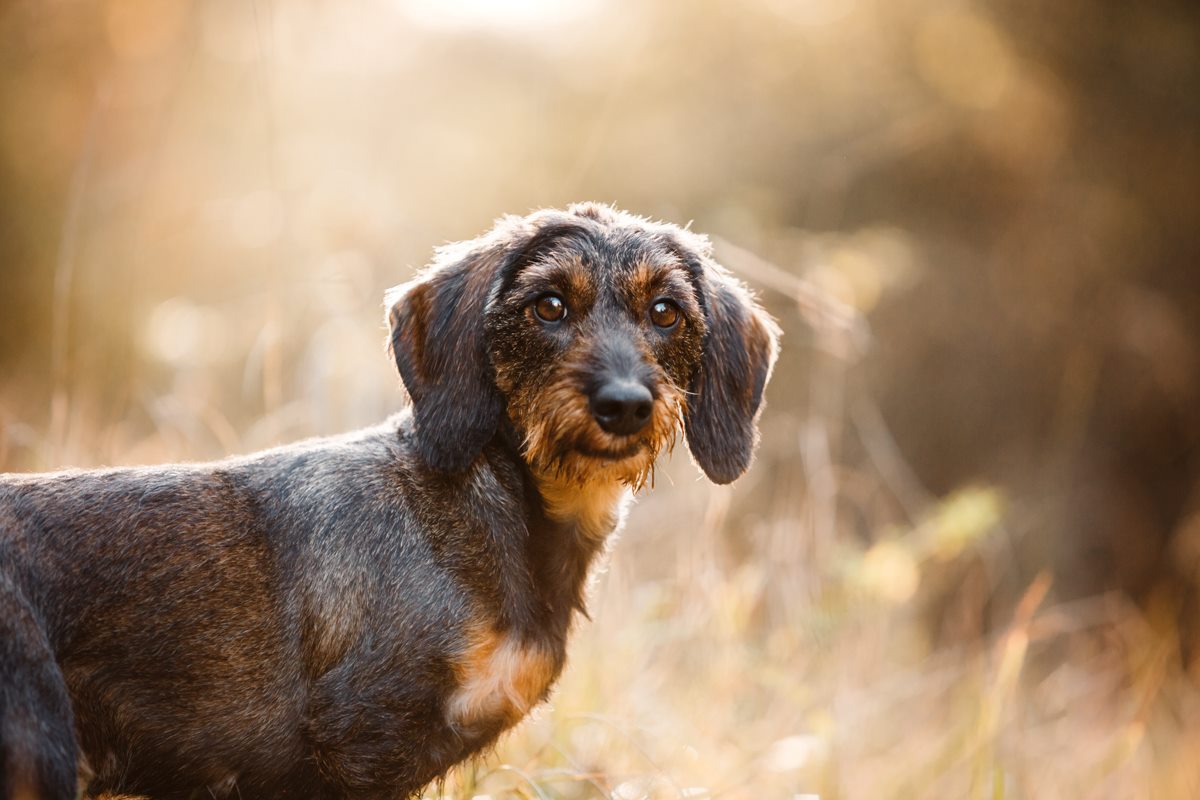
{"left": 589, "top": 380, "right": 653, "bottom": 436}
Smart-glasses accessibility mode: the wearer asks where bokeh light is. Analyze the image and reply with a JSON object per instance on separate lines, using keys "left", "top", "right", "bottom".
{"left": 2, "top": 0, "right": 1199, "bottom": 797}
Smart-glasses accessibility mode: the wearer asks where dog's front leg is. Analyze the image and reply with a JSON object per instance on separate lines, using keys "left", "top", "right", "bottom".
{"left": 0, "top": 579, "right": 78, "bottom": 800}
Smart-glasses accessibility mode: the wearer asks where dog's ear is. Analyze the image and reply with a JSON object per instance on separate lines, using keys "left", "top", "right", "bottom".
{"left": 386, "top": 217, "right": 546, "bottom": 473}
{"left": 667, "top": 232, "right": 780, "bottom": 484}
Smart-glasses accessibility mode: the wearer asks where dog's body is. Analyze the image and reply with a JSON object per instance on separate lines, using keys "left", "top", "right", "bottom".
{"left": 2, "top": 419, "right": 596, "bottom": 797}
{"left": 0, "top": 204, "right": 777, "bottom": 799}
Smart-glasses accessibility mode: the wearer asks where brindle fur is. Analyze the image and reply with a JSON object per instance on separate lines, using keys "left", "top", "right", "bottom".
{"left": 0, "top": 203, "right": 778, "bottom": 799}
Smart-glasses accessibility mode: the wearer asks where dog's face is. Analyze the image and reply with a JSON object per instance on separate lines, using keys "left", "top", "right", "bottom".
{"left": 387, "top": 204, "right": 778, "bottom": 485}
{"left": 482, "top": 222, "right": 705, "bottom": 489}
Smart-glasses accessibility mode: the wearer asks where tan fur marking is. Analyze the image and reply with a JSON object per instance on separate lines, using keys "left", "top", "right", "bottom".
{"left": 447, "top": 625, "right": 559, "bottom": 729}
{"left": 627, "top": 262, "right": 701, "bottom": 318}
{"left": 536, "top": 473, "right": 625, "bottom": 540}
{"left": 513, "top": 255, "right": 594, "bottom": 309}
{"left": 630, "top": 261, "right": 657, "bottom": 301}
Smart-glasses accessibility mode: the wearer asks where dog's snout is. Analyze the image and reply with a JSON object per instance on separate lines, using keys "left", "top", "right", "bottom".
{"left": 589, "top": 381, "right": 653, "bottom": 436}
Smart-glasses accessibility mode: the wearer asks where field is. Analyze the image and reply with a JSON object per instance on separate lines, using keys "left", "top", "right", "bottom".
{"left": 2, "top": 0, "right": 1199, "bottom": 797}
{"left": 7, "top": 373, "right": 1198, "bottom": 799}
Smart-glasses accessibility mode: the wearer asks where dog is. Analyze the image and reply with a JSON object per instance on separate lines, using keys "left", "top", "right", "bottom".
{"left": 0, "top": 203, "right": 778, "bottom": 799}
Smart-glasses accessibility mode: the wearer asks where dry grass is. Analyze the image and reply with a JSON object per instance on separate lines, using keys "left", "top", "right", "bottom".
{"left": 423, "top": 474, "right": 1200, "bottom": 800}
{"left": 5, "top": 369, "right": 1200, "bottom": 800}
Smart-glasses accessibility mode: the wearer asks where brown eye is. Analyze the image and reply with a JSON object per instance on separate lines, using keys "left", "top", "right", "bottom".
{"left": 533, "top": 293, "right": 566, "bottom": 323}
{"left": 650, "top": 299, "right": 680, "bottom": 329}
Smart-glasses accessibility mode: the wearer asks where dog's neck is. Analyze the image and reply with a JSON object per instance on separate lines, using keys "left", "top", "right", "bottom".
{"left": 522, "top": 465, "right": 632, "bottom": 632}
{"left": 497, "top": 420, "right": 631, "bottom": 542}
{"left": 533, "top": 471, "right": 628, "bottom": 541}
{"left": 491, "top": 422, "right": 632, "bottom": 626}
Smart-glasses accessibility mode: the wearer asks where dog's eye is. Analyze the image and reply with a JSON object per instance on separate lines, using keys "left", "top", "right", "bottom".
{"left": 533, "top": 293, "right": 567, "bottom": 323}
{"left": 649, "top": 299, "right": 680, "bottom": 329}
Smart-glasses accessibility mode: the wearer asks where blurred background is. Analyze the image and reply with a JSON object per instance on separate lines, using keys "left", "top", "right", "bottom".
{"left": 2, "top": 0, "right": 1199, "bottom": 797}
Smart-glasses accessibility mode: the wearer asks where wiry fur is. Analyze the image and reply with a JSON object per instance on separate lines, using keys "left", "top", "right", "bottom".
{"left": 0, "top": 203, "right": 777, "bottom": 800}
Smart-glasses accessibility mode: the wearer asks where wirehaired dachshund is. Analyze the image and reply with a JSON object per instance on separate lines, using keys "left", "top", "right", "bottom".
{"left": 0, "top": 203, "right": 779, "bottom": 799}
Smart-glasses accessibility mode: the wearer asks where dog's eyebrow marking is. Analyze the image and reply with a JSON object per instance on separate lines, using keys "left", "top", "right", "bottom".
{"left": 447, "top": 624, "right": 559, "bottom": 729}
{"left": 512, "top": 255, "right": 594, "bottom": 303}
{"left": 625, "top": 261, "right": 699, "bottom": 311}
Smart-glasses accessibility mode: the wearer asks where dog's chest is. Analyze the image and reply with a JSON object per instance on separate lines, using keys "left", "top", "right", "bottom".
{"left": 446, "top": 625, "right": 562, "bottom": 731}
{"left": 444, "top": 477, "right": 628, "bottom": 732}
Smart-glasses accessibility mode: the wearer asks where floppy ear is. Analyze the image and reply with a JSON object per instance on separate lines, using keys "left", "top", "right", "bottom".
{"left": 681, "top": 249, "right": 780, "bottom": 484}
{"left": 386, "top": 218, "right": 537, "bottom": 473}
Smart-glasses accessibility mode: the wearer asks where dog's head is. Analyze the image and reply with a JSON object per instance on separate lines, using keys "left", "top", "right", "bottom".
{"left": 386, "top": 203, "right": 779, "bottom": 486}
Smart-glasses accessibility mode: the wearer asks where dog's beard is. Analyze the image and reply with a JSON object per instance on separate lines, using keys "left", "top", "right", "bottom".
{"left": 514, "top": 384, "right": 684, "bottom": 492}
